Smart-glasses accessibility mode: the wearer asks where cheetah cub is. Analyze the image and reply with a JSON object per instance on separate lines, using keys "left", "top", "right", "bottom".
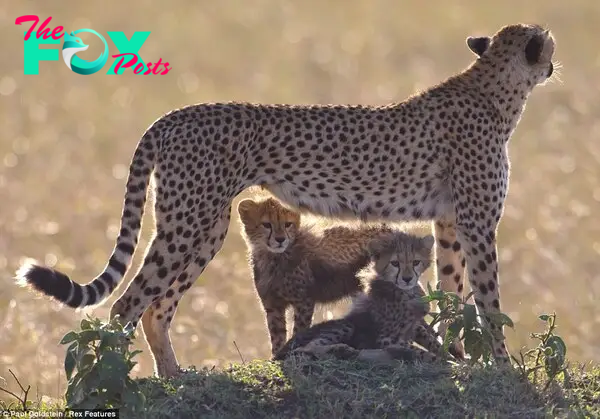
{"left": 238, "top": 196, "right": 398, "bottom": 356}
{"left": 274, "top": 231, "right": 445, "bottom": 363}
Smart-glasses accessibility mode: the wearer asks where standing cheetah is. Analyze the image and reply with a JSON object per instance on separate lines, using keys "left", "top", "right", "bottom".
{"left": 16, "top": 23, "right": 556, "bottom": 377}
{"left": 274, "top": 231, "right": 442, "bottom": 363}
{"left": 238, "top": 196, "right": 399, "bottom": 356}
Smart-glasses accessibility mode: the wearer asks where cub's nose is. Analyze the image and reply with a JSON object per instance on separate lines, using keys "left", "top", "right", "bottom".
{"left": 274, "top": 237, "right": 286, "bottom": 244}
{"left": 402, "top": 276, "right": 413, "bottom": 284}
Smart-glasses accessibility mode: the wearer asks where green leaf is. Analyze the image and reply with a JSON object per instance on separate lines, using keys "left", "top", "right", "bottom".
{"left": 544, "top": 354, "right": 562, "bottom": 378}
{"left": 443, "top": 319, "right": 463, "bottom": 353}
{"left": 546, "top": 336, "right": 567, "bottom": 358}
{"left": 479, "top": 326, "right": 495, "bottom": 347}
{"left": 67, "top": 341, "right": 78, "bottom": 357}
{"left": 60, "top": 331, "right": 79, "bottom": 345}
{"left": 449, "top": 293, "right": 460, "bottom": 311}
{"left": 538, "top": 314, "right": 550, "bottom": 322}
{"left": 75, "top": 344, "right": 92, "bottom": 365}
{"left": 65, "top": 370, "right": 87, "bottom": 406}
{"left": 79, "top": 354, "right": 96, "bottom": 372}
{"left": 464, "top": 291, "right": 475, "bottom": 302}
{"left": 426, "top": 282, "right": 434, "bottom": 295}
{"left": 543, "top": 336, "right": 567, "bottom": 378}
{"left": 80, "top": 318, "right": 93, "bottom": 330}
{"left": 98, "top": 331, "right": 125, "bottom": 352}
{"left": 122, "top": 321, "right": 137, "bottom": 335}
{"left": 462, "top": 304, "right": 478, "bottom": 332}
{"left": 73, "top": 330, "right": 102, "bottom": 348}
{"left": 64, "top": 349, "right": 77, "bottom": 381}
{"left": 482, "top": 347, "right": 492, "bottom": 365}
{"left": 100, "top": 350, "right": 130, "bottom": 377}
{"left": 464, "top": 330, "right": 484, "bottom": 362}
{"left": 420, "top": 294, "right": 435, "bottom": 303}
{"left": 486, "top": 312, "right": 515, "bottom": 329}
{"left": 426, "top": 290, "right": 446, "bottom": 302}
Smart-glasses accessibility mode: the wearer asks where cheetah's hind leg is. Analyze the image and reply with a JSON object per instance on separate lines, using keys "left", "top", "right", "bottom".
{"left": 432, "top": 218, "right": 466, "bottom": 359}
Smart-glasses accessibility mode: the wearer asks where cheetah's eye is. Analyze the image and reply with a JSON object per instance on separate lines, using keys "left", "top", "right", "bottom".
{"left": 284, "top": 222, "right": 293, "bottom": 228}
{"left": 390, "top": 260, "right": 399, "bottom": 268}
{"left": 261, "top": 222, "right": 271, "bottom": 229}
{"left": 413, "top": 261, "right": 421, "bottom": 267}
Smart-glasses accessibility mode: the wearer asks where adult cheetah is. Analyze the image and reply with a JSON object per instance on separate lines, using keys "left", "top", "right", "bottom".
{"left": 16, "top": 23, "right": 556, "bottom": 378}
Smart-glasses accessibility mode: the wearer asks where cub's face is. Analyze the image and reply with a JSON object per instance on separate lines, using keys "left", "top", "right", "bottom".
{"left": 237, "top": 198, "right": 300, "bottom": 253}
{"left": 370, "top": 234, "right": 434, "bottom": 290}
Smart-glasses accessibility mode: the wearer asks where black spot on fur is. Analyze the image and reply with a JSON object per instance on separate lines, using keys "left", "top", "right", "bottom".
{"left": 441, "top": 264, "right": 455, "bottom": 275}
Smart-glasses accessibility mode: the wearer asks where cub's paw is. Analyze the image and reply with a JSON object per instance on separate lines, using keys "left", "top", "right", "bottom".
{"left": 407, "top": 298, "right": 429, "bottom": 317}
{"left": 289, "top": 346, "right": 319, "bottom": 361}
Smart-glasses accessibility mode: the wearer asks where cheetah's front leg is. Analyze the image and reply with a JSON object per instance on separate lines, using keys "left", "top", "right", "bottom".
{"left": 261, "top": 299, "right": 288, "bottom": 357}
{"left": 292, "top": 301, "right": 315, "bottom": 336}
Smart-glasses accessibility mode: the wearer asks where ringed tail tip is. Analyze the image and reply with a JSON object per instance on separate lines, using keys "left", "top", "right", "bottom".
{"left": 14, "top": 260, "right": 77, "bottom": 308}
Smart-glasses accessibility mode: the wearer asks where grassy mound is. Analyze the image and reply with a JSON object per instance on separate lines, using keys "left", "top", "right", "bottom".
{"left": 134, "top": 359, "right": 600, "bottom": 419}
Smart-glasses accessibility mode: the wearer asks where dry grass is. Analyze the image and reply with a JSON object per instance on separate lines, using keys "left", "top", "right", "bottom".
{"left": 0, "top": 0, "right": 599, "bottom": 401}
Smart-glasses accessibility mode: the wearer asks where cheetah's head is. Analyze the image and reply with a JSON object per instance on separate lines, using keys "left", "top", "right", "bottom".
{"left": 237, "top": 197, "right": 300, "bottom": 254}
{"left": 367, "top": 232, "right": 434, "bottom": 290}
{"left": 467, "top": 23, "right": 556, "bottom": 87}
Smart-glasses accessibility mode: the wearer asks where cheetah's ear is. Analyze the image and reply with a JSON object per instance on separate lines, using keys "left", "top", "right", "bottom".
{"left": 524, "top": 34, "right": 545, "bottom": 65}
{"left": 237, "top": 199, "right": 258, "bottom": 223}
{"left": 367, "top": 234, "right": 393, "bottom": 260}
{"left": 421, "top": 234, "right": 435, "bottom": 251}
{"left": 466, "top": 36, "right": 491, "bottom": 57}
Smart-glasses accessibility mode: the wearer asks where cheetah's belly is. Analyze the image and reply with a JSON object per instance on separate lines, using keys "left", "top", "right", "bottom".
{"left": 264, "top": 173, "right": 453, "bottom": 223}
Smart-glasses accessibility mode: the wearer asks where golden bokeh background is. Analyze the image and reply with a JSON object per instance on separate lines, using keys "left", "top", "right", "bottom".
{"left": 0, "top": 0, "right": 599, "bottom": 400}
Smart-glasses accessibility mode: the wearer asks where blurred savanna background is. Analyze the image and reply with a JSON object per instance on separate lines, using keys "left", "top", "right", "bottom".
{"left": 0, "top": 0, "right": 599, "bottom": 400}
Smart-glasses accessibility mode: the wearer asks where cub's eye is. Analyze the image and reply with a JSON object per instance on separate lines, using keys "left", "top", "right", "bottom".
{"left": 390, "top": 260, "right": 399, "bottom": 268}
{"left": 284, "top": 222, "right": 293, "bottom": 228}
{"left": 413, "top": 261, "right": 421, "bottom": 267}
{"left": 261, "top": 222, "right": 271, "bottom": 229}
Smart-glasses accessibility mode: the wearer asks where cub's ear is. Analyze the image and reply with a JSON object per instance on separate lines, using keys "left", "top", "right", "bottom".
{"left": 466, "top": 36, "right": 491, "bottom": 57}
{"left": 237, "top": 199, "right": 258, "bottom": 223}
{"left": 421, "top": 234, "right": 435, "bottom": 251}
{"left": 367, "top": 233, "right": 395, "bottom": 260}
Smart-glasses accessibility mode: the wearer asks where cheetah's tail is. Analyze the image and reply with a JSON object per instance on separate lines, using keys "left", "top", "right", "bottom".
{"left": 14, "top": 123, "right": 160, "bottom": 309}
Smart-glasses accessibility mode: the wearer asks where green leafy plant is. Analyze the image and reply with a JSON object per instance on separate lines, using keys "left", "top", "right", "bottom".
{"left": 422, "top": 285, "right": 514, "bottom": 364}
{"left": 60, "top": 315, "right": 145, "bottom": 414}
{"left": 422, "top": 286, "right": 568, "bottom": 389}
{"left": 512, "top": 313, "right": 568, "bottom": 389}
